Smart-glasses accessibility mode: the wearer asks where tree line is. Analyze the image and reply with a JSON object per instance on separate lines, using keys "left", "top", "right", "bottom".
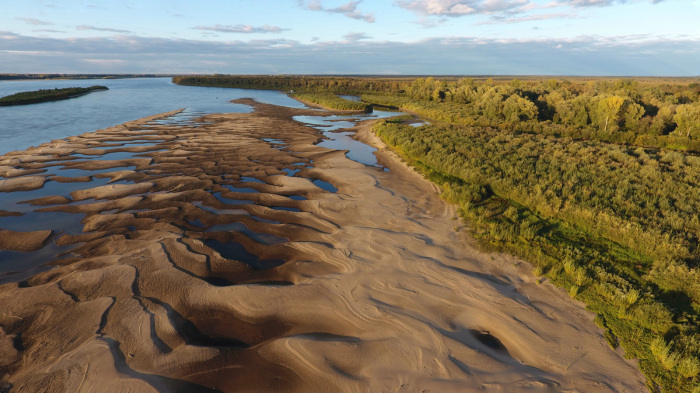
{"left": 173, "top": 75, "right": 700, "bottom": 151}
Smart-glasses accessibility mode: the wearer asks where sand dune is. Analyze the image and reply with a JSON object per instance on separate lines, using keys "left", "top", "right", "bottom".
{"left": 0, "top": 100, "right": 645, "bottom": 392}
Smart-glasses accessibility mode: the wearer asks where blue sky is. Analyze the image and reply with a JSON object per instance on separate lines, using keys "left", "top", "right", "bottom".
{"left": 1, "top": 0, "right": 698, "bottom": 76}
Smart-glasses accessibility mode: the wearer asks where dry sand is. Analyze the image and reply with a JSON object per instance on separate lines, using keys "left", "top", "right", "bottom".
{"left": 0, "top": 100, "right": 646, "bottom": 392}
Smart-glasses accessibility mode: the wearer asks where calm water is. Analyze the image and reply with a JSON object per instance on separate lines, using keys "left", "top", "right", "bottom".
{"left": 0, "top": 78, "right": 402, "bottom": 282}
{"left": 338, "top": 94, "right": 361, "bottom": 102}
{"left": 294, "top": 112, "right": 399, "bottom": 167}
{"left": 1, "top": 78, "right": 402, "bottom": 167}
{"left": 0, "top": 77, "right": 307, "bottom": 155}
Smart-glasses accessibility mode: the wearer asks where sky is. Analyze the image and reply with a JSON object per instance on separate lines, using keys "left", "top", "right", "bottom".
{"left": 1, "top": 0, "right": 698, "bottom": 76}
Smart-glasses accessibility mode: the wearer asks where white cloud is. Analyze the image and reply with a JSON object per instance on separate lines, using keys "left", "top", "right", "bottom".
{"left": 77, "top": 25, "right": 132, "bottom": 33}
{"left": 479, "top": 11, "right": 575, "bottom": 24}
{"left": 396, "top": 0, "right": 532, "bottom": 16}
{"left": 16, "top": 18, "right": 53, "bottom": 26}
{"left": 398, "top": 0, "right": 671, "bottom": 25}
{"left": 566, "top": 0, "right": 616, "bottom": 5}
{"left": 83, "top": 59, "right": 126, "bottom": 65}
{"left": 0, "top": 31, "right": 696, "bottom": 76}
{"left": 552, "top": 0, "right": 668, "bottom": 6}
{"left": 193, "top": 24, "right": 288, "bottom": 34}
{"left": 481, "top": 0, "right": 531, "bottom": 12}
{"left": 299, "top": 0, "right": 376, "bottom": 22}
{"left": 343, "top": 32, "right": 372, "bottom": 42}
{"left": 1, "top": 49, "right": 63, "bottom": 55}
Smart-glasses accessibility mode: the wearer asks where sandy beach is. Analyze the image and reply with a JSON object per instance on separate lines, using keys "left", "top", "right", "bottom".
{"left": 0, "top": 100, "right": 646, "bottom": 392}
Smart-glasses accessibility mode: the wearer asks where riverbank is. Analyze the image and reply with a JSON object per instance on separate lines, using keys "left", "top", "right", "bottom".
{"left": 0, "top": 101, "right": 645, "bottom": 392}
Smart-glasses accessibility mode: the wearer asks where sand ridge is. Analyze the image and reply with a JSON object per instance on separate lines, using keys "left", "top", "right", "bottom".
{"left": 0, "top": 101, "right": 646, "bottom": 392}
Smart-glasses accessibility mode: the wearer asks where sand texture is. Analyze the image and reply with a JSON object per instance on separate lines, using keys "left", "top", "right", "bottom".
{"left": 0, "top": 229, "right": 53, "bottom": 252}
{"left": 0, "top": 101, "right": 646, "bottom": 392}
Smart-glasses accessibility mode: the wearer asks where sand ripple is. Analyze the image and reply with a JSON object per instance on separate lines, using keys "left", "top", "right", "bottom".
{"left": 0, "top": 101, "right": 645, "bottom": 392}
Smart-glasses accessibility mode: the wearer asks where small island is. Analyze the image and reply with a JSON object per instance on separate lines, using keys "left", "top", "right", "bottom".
{"left": 0, "top": 85, "right": 109, "bottom": 106}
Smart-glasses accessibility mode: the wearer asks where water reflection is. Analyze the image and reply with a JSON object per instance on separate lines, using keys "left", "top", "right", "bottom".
{"left": 293, "top": 110, "right": 398, "bottom": 168}
{"left": 337, "top": 95, "right": 361, "bottom": 102}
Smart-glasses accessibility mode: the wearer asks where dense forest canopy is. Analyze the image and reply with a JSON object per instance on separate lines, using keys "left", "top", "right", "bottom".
{"left": 173, "top": 75, "right": 700, "bottom": 392}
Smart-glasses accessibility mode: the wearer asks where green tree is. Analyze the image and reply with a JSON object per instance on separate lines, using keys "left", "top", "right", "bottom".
{"left": 650, "top": 105, "right": 676, "bottom": 135}
{"left": 453, "top": 84, "right": 475, "bottom": 104}
{"left": 503, "top": 95, "right": 539, "bottom": 122}
{"left": 673, "top": 104, "right": 700, "bottom": 138}
{"left": 563, "top": 95, "right": 590, "bottom": 127}
{"left": 622, "top": 100, "right": 645, "bottom": 131}
{"left": 432, "top": 82, "right": 447, "bottom": 102}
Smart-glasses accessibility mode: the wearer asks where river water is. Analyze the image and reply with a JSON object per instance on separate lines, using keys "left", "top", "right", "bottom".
{"left": 0, "top": 78, "right": 399, "bottom": 165}
{"left": 0, "top": 77, "right": 401, "bottom": 282}
{"left": 0, "top": 77, "right": 308, "bottom": 155}
{"left": 0, "top": 77, "right": 401, "bottom": 165}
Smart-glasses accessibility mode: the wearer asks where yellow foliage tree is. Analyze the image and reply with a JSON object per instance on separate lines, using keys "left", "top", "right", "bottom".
{"left": 673, "top": 103, "right": 700, "bottom": 138}
{"left": 599, "top": 95, "right": 625, "bottom": 133}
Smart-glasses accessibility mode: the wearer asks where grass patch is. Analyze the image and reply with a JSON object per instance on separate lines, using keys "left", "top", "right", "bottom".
{"left": 291, "top": 92, "right": 372, "bottom": 112}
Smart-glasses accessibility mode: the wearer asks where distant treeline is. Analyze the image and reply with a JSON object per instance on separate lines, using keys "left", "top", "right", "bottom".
{"left": 172, "top": 74, "right": 407, "bottom": 92}
{"left": 173, "top": 75, "right": 700, "bottom": 152}
{"left": 0, "top": 86, "right": 108, "bottom": 106}
{"left": 0, "top": 74, "right": 170, "bottom": 81}
{"left": 174, "top": 74, "right": 700, "bottom": 392}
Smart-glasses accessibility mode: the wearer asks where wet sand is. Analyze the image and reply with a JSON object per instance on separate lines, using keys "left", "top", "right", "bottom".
{"left": 0, "top": 100, "right": 645, "bottom": 392}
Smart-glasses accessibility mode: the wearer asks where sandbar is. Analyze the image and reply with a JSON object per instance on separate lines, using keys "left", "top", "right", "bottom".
{"left": 0, "top": 101, "right": 645, "bottom": 392}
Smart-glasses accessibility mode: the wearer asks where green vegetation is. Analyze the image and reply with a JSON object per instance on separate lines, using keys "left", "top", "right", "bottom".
{"left": 0, "top": 86, "right": 108, "bottom": 106}
{"left": 172, "top": 74, "right": 400, "bottom": 92}
{"left": 374, "top": 118, "right": 700, "bottom": 391}
{"left": 172, "top": 74, "right": 700, "bottom": 392}
{"left": 174, "top": 75, "right": 700, "bottom": 152}
{"left": 291, "top": 92, "right": 372, "bottom": 112}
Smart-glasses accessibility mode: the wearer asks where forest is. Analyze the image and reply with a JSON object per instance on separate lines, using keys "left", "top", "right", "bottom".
{"left": 173, "top": 75, "right": 700, "bottom": 392}
{"left": 0, "top": 85, "right": 108, "bottom": 106}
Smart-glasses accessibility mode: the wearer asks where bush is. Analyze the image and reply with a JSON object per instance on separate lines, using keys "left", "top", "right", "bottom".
{"left": 291, "top": 92, "right": 372, "bottom": 112}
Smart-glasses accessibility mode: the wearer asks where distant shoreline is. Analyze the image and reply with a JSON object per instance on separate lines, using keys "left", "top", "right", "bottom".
{"left": 0, "top": 74, "right": 174, "bottom": 81}
{"left": 0, "top": 85, "right": 108, "bottom": 106}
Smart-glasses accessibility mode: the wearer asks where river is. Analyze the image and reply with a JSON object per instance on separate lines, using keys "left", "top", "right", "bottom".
{"left": 0, "top": 77, "right": 399, "bottom": 282}
{"left": 0, "top": 77, "right": 400, "bottom": 165}
{"left": 0, "top": 77, "right": 307, "bottom": 155}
